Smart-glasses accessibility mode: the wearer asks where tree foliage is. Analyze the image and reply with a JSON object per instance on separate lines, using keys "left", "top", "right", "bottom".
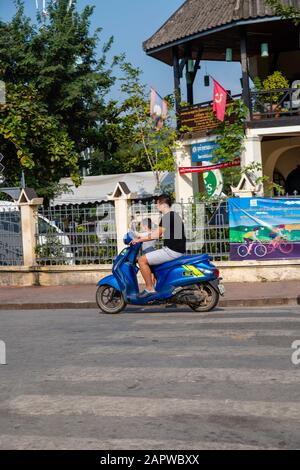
{"left": 89, "top": 62, "right": 178, "bottom": 187}
{"left": 265, "top": 0, "right": 300, "bottom": 24}
{"left": 0, "top": 0, "right": 178, "bottom": 197}
{"left": 0, "top": 0, "right": 119, "bottom": 197}
{"left": 0, "top": 82, "right": 81, "bottom": 199}
{"left": 209, "top": 99, "right": 248, "bottom": 194}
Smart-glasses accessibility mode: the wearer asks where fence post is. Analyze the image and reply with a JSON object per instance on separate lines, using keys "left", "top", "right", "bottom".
{"left": 174, "top": 142, "right": 200, "bottom": 202}
{"left": 107, "top": 182, "right": 133, "bottom": 253}
{"left": 241, "top": 135, "right": 264, "bottom": 195}
{"left": 17, "top": 189, "right": 43, "bottom": 266}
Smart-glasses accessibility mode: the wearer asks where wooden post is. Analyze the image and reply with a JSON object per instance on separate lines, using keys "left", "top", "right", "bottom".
{"left": 186, "top": 47, "right": 203, "bottom": 106}
{"left": 186, "top": 47, "right": 194, "bottom": 105}
{"left": 240, "top": 28, "right": 251, "bottom": 111}
{"left": 173, "top": 46, "right": 182, "bottom": 128}
{"left": 186, "top": 72, "right": 194, "bottom": 106}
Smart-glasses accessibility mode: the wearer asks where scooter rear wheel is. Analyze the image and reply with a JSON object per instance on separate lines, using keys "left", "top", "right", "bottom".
{"left": 96, "top": 285, "right": 126, "bottom": 314}
{"left": 189, "top": 283, "right": 219, "bottom": 312}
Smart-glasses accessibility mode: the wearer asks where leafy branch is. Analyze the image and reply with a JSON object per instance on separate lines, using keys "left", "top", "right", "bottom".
{"left": 265, "top": 0, "right": 300, "bottom": 24}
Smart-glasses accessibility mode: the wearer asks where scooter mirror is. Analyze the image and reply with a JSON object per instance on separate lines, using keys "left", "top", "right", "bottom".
{"left": 123, "top": 231, "right": 135, "bottom": 245}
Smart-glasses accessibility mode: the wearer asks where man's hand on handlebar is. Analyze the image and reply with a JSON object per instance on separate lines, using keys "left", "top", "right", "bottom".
{"left": 130, "top": 238, "right": 141, "bottom": 245}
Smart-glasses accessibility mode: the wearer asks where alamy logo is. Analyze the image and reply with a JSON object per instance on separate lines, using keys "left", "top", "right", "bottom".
{"left": 0, "top": 340, "right": 6, "bottom": 365}
{"left": 291, "top": 340, "right": 300, "bottom": 366}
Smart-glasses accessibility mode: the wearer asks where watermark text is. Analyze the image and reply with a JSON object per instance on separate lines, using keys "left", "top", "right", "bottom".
{"left": 0, "top": 340, "right": 6, "bottom": 365}
{"left": 291, "top": 340, "right": 300, "bottom": 365}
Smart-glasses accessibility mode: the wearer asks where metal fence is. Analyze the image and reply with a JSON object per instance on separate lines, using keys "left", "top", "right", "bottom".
{"left": 182, "top": 199, "right": 229, "bottom": 260}
{"left": 35, "top": 199, "right": 230, "bottom": 266}
{"left": 0, "top": 202, "right": 23, "bottom": 265}
{"left": 250, "top": 88, "right": 300, "bottom": 119}
{"left": 36, "top": 203, "right": 118, "bottom": 265}
{"left": 130, "top": 198, "right": 230, "bottom": 261}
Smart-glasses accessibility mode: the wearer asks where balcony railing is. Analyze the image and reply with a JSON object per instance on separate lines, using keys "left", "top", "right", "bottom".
{"left": 249, "top": 88, "right": 300, "bottom": 120}
{"left": 179, "top": 88, "right": 300, "bottom": 133}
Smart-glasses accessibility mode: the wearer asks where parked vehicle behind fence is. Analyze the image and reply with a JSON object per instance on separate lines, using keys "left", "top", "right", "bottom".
{"left": 0, "top": 202, "right": 74, "bottom": 265}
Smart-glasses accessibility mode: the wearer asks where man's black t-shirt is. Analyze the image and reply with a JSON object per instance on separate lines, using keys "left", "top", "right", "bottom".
{"left": 159, "top": 211, "right": 186, "bottom": 254}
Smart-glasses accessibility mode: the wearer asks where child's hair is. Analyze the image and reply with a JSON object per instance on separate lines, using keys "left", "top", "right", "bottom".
{"left": 141, "top": 218, "right": 152, "bottom": 230}
{"left": 157, "top": 193, "right": 172, "bottom": 207}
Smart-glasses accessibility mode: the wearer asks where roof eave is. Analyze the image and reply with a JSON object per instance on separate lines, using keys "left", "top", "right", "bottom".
{"left": 144, "top": 15, "right": 283, "bottom": 56}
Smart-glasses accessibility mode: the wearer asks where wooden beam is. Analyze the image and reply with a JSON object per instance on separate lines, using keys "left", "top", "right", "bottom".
{"left": 173, "top": 46, "right": 182, "bottom": 127}
{"left": 186, "top": 47, "right": 203, "bottom": 105}
{"left": 269, "top": 52, "right": 279, "bottom": 75}
{"left": 179, "top": 58, "right": 187, "bottom": 77}
{"left": 240, "top": 27, "right": 251, "bottom": 110}
{"left": 191, "top": 47, "right": 203, "bottom": 85}
{"left": 186, "top": 66, "right": 194, "bottom": 105}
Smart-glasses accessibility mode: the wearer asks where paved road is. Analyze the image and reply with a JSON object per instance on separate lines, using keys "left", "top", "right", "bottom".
{"left": 0, "top": 305, "right": 300, "bottom": 450}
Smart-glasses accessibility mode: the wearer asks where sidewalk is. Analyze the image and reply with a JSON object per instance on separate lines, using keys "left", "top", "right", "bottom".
{"left": 0, "top": 281, "right": 299, "bottom": 310}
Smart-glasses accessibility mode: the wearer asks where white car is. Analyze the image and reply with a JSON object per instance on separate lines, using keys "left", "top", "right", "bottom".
{"left": 0, "top": 202, "right": 74, "bottom": 265}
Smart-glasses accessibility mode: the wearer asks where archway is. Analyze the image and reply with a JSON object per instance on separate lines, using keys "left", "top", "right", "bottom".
{"left": 273, "top": 147, "right": 300, "bottom": 195}
{"left": 262, "top": 138, "right": 300, "bottom": 194}
{"left": 286, "top": 166, "right": 300, "bottom": 195}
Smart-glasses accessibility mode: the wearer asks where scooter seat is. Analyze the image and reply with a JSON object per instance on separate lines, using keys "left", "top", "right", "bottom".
{"left": 152, "top": 253, "right": 211, "bottom": 272}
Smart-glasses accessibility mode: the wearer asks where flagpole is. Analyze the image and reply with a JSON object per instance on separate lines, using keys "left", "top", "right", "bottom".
{"left": 150, "top": 87, "right": 167, "bottom": 103}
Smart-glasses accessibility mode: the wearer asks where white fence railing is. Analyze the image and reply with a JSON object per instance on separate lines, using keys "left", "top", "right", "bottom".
{"left": 0, "top": 202, "right": 23, "bottom": 266}
{"left": 36, "top": 203, "right": 117, "bottom": 265}
{"left": 0, "top": 197, "right": 231, "bottom": 266}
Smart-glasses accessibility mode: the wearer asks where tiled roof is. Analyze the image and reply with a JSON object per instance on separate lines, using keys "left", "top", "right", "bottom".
{"left": 143, "top": 0, "right": 300, "bottom": 52}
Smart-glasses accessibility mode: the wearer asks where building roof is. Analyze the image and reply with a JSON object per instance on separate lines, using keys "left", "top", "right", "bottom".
{"left": 52, "top": 171, "right": 175, "bottom": 206}
{"left": 143, "top": 0, "right": 300, "bottom": 53}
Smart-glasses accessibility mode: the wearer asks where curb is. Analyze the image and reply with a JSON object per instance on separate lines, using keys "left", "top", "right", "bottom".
{"left": 0, "top": 297, "right": 298, "bottom": 310}
{"left": 219, "top": 297, "right": 299, "bottom": 308}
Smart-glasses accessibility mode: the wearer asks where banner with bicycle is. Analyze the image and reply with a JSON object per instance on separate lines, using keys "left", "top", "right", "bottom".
{"left": 228, "top": 197, "right": 300, "bottom": 260}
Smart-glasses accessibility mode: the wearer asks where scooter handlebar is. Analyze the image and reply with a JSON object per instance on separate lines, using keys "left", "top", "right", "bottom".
{"left": 123, "top": 231, "right": 136, "bottom": 245}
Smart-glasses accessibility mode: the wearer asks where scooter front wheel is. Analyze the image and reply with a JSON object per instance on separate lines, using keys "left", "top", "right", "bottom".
{"left": 96, "top": 285, "right": 126, "bottom": 314}
{"left": 189, "top": 283, "right": 219, "bottom": 312}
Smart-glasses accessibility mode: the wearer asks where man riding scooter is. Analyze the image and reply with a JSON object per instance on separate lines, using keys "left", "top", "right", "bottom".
{"left": 130, "top": 194, "right": 186, "bottom": 297}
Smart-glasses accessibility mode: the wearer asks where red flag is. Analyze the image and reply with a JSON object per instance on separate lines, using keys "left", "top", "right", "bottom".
{"left": 212, "top": 79, "right": 228, "bottom": 121}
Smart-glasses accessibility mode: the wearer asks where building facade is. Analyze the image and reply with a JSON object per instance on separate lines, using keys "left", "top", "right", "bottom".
{"left": 144, "top": 0, "right": 300, "bottom": 201}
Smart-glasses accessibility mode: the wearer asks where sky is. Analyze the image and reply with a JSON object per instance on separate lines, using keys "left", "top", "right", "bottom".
{"left": 0, "top": 0, "right": 242, "bottom": 103}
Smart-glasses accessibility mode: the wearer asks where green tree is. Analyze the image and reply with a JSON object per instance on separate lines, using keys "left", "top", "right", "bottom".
{"left": 0, "top": 0, "right": 117, "bottom": 154}
{"left": 0, "top": 0, "right": 122, "bottom": 196}
{"left": 210, "top": 99, "right": 248, "bottom": 194}
{"left": 265, "top": 0, "right": 300, "bottom": 24}
{"left": 0, "top": 82, "right": 81, "bottom": 202}
{"left": 0, "top": 1, "right": 177, "bottom": 194}
{"left": 89, "top": 62, "right": 179, "bottom": 185}
{"left": 110, "top": 62, "right": 177, "bottom": 188}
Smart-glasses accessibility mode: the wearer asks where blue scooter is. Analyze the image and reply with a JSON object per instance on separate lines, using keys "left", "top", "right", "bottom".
{"left": 96, "top": 232, "right": 224, "bottom": 314}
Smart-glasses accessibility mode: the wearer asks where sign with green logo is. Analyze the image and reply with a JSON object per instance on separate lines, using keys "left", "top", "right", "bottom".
{"left": 203, "top": 163, "right": 223, "bottom": 198}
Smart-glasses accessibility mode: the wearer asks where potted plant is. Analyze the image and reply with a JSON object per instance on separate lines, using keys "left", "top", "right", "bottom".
{"left": 262, "top": 71, "right": 289, "bottom": 117}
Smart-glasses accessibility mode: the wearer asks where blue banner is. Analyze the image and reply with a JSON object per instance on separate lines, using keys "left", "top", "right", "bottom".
{"left": 191, "top": 141, "right": 219, "bottom": 163}
{"left": 229, "top": 197, "right": 300, "bottom": 260}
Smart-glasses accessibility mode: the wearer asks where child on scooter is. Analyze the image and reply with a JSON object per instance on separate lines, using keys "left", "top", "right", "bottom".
{"left": 137, "top": 218, "right": 156, "bottom": 255}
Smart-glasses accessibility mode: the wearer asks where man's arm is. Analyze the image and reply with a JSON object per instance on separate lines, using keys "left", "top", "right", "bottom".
{"left": 131, "top": 226, "right": 164, "bottom": 244}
